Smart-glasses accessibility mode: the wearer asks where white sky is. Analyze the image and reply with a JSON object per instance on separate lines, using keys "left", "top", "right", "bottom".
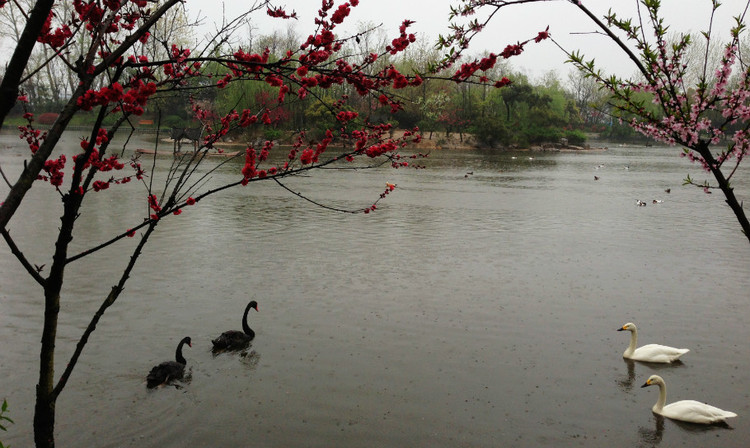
{"left": 186, "top": 0, "right": 750, "bottom": 81}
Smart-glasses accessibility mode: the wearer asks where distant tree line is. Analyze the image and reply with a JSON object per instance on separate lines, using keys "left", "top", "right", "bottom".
{"left": 3, "top": 9, "right": 742, "bottom": 149}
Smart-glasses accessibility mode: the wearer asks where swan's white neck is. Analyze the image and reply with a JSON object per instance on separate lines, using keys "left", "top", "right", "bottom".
{"left": 624, "top": 328, "right": 638, "bottom": 357}
{"left": 652, "top": 381, "right": 667, "bottom": 413}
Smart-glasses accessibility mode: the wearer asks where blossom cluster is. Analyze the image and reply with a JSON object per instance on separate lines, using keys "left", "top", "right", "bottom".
{"left": 161, "top": 46, "right": 201, "bottom": 81}
{"left": 73, "top": 0, "right": 148, "bottom": 33}
{"left": 241, "top": 140, "right": 285, "bottom": 185}
{"left": 17, "top": 101, "right": 47, "bottom": 155}
{"left": 147, "top": 194, "right": 161, "bottom": 220}
{"left": 621, "top": 37, "right": 749, "bottom": 175}
{"left": 386, "top": 20, "right": 417, "bottom": 55}
{"left": 37, "top": 12, "right": 73, "bottom": 48}
{"left": 40, "top": 155, "right": 66, "bottom": 187}
{"left": 25, "top": 0, "right": 430, "bottom": 221}
{"left": 76, "top": 79, "right": 156, "bottom": 116}
{"left": 267, "top": 7, "right": 297, "bottom": 19}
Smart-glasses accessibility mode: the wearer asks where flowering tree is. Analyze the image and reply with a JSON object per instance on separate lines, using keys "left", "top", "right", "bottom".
{"left": 0, "top": 0, "right": 442, "bottom": 446}
{"left": 438, "top": 106, "right": 471, "bottom": 140}
{"left": 442, "top": 0, "right": 750, "bottom": 242}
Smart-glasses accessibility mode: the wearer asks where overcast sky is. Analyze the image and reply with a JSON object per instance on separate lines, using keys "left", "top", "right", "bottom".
{"left": 0, "top": 1, "right": 744, "bottom": 82}
{"left": 185, "top": 0, "right": 750, "bottom": 81}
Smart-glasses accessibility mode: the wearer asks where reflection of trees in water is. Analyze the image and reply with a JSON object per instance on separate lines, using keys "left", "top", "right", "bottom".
{"left": 638, "top": 414, "right": 664, "bottom": 447}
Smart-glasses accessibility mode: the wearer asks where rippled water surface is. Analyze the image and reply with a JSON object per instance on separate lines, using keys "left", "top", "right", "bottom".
{"left": 1, "top": 134, "right": 749, "bottom": 447}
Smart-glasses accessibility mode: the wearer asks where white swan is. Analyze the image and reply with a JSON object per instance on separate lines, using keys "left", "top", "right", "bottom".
{"left": 641, "top": 375, "right": 737, "bottom": 424}
{"left": 618, "top": 322, "right": 689, "bottom": 363}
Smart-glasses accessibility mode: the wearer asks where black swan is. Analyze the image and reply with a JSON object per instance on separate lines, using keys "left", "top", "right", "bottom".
{"left": 146, "top": 336, "right": 192, "bottom": 388}
{"left": 212, "top": 300, "right": 258, "bottom": 352}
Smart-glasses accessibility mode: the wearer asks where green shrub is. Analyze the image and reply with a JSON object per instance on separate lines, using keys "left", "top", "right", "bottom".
{"left": 564, "top": 129, "right": 587, "bottom": 146}
{"left": 471, "top": 116, "right": 510, "bottom": 148}
{"left": 163, "top": 115, "right": 186, "bottom": 128}
{"left": 523, "top": 126, "right": 560, "bottom": 144}
{"left": 1, "top": 399, "right": 13, "bottom": 448}
{"left": 263, "top": 128, "right": 284, "bottom": 142}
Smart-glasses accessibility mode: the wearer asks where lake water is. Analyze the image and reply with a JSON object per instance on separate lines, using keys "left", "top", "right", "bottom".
{"left": 1, "top": 133, "right": 749, "bottom": 447}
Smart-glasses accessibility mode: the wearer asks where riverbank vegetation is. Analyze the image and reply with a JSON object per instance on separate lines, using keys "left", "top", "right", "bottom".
{"left": 0, "top": 10, "right": 638, "bottom": 150}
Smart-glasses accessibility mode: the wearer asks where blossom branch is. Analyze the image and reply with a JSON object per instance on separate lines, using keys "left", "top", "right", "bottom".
{"left": 53, "top": 220, "right": 159, "bottom": 400}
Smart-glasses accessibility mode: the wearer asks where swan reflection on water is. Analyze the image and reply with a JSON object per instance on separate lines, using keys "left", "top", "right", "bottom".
{"left": 239, "top": 349, "right": 261, "bottom": 370}
{"left": 617, "top": 359, "right": 637, "bottom": 392}
{"left": 210, "top": 340, "right": 261, "bottom": 371}
{"left": 172, "top": 369, "right": 192, "bottom": 390}
{"left": 616, "top": 358, "right": 685, "bottom": 392}
{"left": 638, "top": 414, "right": 665, "bottom": 447}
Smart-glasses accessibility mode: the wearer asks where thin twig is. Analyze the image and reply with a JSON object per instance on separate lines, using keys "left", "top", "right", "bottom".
{"left": 1, "top": 228, "right": 46, "bottom": 286}
{"left": 0, "top": 164, "right": 12, "bottom": 188}
{"left": 273, "top": 177, "right": 360, "bottom": 213}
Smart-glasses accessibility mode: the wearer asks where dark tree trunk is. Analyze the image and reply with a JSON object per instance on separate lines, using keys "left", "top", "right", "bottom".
{"left": 33, "top": 391, "right": 55, "bottom": 448}
{"left": 32, "top": 191, "right": 79, "bottom": 447}
{"left": 698, "top": 143, "right": 750, "bottom": 243}
{"left": 0, "top": 0, "right": 55, "bottom": 126}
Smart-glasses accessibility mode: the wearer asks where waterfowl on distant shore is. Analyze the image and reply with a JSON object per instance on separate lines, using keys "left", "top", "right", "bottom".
{"left": 618, "top": 322, "right": 688, "bottom": 363}
{"left": 641, "top": 375, "right": 737, "bottom": 424}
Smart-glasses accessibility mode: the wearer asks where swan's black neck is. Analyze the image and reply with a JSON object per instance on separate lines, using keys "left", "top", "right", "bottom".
{"left": 242, "top": 302, "right": 256, "bottom": 337}
{"left": 175, "top": 337, "right": 190, "bottom": 365}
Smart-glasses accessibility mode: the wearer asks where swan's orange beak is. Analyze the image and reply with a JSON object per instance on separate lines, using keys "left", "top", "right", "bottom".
{"left": 617, "top": 327, "right": 625, "bottom": 331}
{"left": 641, "top": 380, "right": 651, "bottom": 388}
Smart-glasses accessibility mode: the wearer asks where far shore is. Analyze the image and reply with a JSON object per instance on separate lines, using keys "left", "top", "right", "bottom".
{"left": 184, "top": 129, "right": 611, "bottom": 152}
